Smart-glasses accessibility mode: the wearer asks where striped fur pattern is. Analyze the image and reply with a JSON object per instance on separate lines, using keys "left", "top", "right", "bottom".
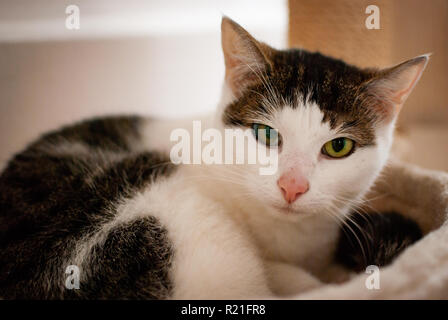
{"left": 0, "top": 116, "right": 175, "bottom": 299}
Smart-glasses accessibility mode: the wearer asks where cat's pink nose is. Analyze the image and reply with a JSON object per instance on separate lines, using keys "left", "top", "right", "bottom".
{"left": 277, "top": 171, "right": 309, "bottom": 204}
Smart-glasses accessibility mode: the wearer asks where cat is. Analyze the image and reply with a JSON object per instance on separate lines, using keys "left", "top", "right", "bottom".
{"left": 0, "top": 17, "right": 428, "bottom": 299}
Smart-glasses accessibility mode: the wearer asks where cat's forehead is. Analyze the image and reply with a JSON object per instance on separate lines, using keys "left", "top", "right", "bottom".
{"left": 223, "top": 49, "right": 377, "bottom": 146}
{"left": 268, "top": 49, "right": 373, "bottom": 115}
{"left": 272, "top": 101, "right": 333, "bottom": 148}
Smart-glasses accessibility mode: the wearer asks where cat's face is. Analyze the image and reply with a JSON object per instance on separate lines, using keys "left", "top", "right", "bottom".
{"left": 217, "top": 17, "right": 428, "bottom": 221}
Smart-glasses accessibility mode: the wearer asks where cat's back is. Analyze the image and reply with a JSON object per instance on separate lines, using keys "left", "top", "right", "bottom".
{"left": 0, "top": 115, "right": 178, "bottom": 299}
{"left": 0, "top": 115, "right": 274, "bottom": 300}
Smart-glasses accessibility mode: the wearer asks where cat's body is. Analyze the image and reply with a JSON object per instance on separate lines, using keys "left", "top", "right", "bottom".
{"left": 0, "top": 115, "right": 329, "bottom": 299}
{"left": 0, "top": 18, "right": 428, "bottom": 299}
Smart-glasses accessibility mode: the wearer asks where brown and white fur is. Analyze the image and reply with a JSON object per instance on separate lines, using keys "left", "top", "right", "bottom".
{"left": 0, "top": 18, "right": 428, "bottom": 299}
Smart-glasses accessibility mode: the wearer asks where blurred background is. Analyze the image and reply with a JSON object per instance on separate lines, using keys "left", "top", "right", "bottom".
{"left": 0, "top": 0, "right": 447, "bottom": 171}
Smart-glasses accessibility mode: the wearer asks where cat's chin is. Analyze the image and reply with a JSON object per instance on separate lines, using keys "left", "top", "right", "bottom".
{"left": 271, "top": 204, "right": 315, "bottom": 217}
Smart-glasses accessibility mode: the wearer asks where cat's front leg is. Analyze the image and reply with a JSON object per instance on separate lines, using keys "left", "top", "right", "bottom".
{"left": 265, "top": 260, "right": 322, "bottom": 297}
{"left": 171, "top": 241, "right": 274, "bottom": 299}
{"left": 317, "top": 263, "right": 356, "bottom": 284}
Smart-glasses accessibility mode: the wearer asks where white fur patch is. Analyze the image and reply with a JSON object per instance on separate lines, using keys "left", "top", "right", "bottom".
{"left": 121, "top": 85, "right": 398, "bottom": 297}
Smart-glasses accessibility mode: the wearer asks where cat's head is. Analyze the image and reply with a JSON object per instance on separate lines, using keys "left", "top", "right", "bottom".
{"left": 216, "top": 17, "right": 428, "bottom": 221}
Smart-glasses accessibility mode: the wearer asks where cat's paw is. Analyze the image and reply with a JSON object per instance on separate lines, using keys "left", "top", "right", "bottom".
{"left": 265, "top": 261, "right": 323, "bottom": 297}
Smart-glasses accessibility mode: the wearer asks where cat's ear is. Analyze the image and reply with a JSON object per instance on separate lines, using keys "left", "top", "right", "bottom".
{"left": 221, "top": 17, "right": 273, "bottom": 96}
{"left": 363, "top": 54, "right": 429, "bottom": 122}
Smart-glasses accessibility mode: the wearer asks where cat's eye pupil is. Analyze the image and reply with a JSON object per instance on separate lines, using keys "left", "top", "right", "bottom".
{"left": 322, "top": 137, "right": 354, "bottom": 159}
{"left": 252, "top": 123, "right": 281, "bottom": 148}
{"left": 332, "top": 138, "right": 345, "bottom": 152}
{"left": 265, "top": 127, "right": 270, "bottom": 137}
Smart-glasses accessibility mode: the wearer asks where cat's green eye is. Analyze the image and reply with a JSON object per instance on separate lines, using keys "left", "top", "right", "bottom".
{"left": 322, "top": 138, "right": 354, "bottom": 158}
{"left": 252, "top": 124, "right": 281, "bottom": 147}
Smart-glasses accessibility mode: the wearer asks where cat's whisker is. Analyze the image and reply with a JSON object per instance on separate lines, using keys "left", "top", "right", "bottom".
{"left": 326, "top": 203, "right": 370, "bottom": 267}
{"left": 318, "top": 195, "right": 371, "bottom": 264}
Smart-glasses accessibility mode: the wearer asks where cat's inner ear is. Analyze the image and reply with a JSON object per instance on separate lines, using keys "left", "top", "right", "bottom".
{"left": 364, "top": 54, "right": 429, "bottom": 121}
{"left": 221, "top": 17, "right": 272, "bottom": 96}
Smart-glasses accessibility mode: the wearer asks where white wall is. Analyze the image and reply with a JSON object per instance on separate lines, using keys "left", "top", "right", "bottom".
{"left": 0, "top": 0, "right": 287, "bottom": 167}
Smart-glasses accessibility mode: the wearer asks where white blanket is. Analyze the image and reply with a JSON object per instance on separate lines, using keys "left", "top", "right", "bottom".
{"left": 295, "top": 159, "right": 448, "bottom": 299}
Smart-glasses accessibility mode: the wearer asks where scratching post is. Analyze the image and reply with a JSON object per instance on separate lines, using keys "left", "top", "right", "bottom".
{"left": 288, "top": 0, "right": 394, "bottom": 68}
{"left": 288, "top": 0, "right": 448, "bottom": 172}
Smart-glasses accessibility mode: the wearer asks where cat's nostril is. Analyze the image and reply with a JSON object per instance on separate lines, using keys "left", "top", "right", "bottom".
{"left": 279, "top": 185, "right": 288, "bottom": 198}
